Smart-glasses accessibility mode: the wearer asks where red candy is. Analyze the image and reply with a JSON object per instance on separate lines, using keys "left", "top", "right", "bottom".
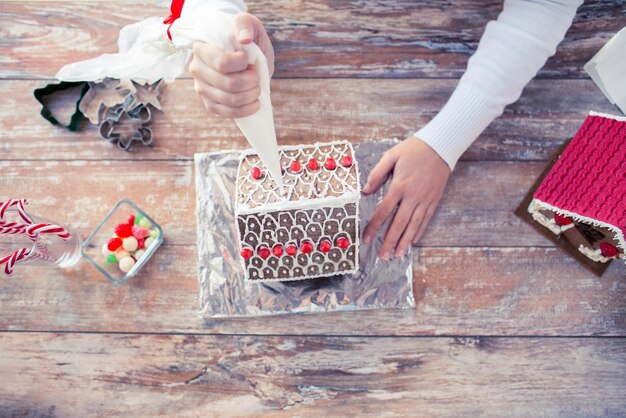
{"left": 599, "top": 242, "right": 618, "bottom": 258}
{"left": 340, "top": 155, "right": 353, "bottom": 167}
{"left": 272, "top": 245, "right": 283, "bottom": 257}
{"left": 107, "top": 237, "right": 122, "bottom": 252}
{"left": 290, "top": 161, "right": 302, "bottom": 173}
{"left": 126, "top": 214, "right": 135, "bottom": 225}
{"left": 307, "top": 159, "right": 319, "bottom": 170}
{"left": 258, "top": 247, "right": 271, "bottom": 259}
{"left": 554, "top": 213, "right": 573, "bottom": 226}
{"left": 336, "top": 237, "right": 349, "bottom": 249}
{"left": 138, "top": 238, "right": 145, "bottom": 250}
{"left": 324, "top": 158, "right": 336, "bottom": 170}
{"left": 240, "top": 247, "right": 253, "bottom": 259}
{"left": 286, "top": 245, "right": 297, "bottom": 256}
{"left": 251, "top": 166, "right": 262, "bottom": 180}
{"left": 114, "top": 223, "right": 133, "bottom": 238}
{"left": 319, "top": 240, "right": 332, "bottom": 252}
{"left": 301, "top": 241, "right": 314, "bottom": 254}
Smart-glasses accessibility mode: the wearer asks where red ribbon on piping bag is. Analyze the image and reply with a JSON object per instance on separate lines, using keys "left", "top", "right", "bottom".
{"left": 163, "top": 0, "right": 186, "bottom": 41}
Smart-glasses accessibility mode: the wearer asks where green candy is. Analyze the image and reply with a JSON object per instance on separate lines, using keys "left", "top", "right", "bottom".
{"left": 106, "top": 254, "right": 117, "bottom": 264}
{"left": 149, "top": 229, "right": 160, "bottom": 238}
{"left": 134, "top": 214, "right": 143, "bottom": 225}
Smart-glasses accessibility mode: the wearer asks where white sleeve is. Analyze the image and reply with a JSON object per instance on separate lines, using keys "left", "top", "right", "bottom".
{"left": 415, "top": 0, "right": 583, "bottom": 171}
{"left": 181, "top": 0, "right": 246, "bottom": 15}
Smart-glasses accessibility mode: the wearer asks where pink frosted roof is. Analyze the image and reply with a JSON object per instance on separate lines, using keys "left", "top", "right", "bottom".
{"left": 533, "top": 113, "right": 626, "bottom": 236}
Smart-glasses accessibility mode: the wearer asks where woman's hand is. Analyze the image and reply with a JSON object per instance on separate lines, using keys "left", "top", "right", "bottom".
{"left": 188, "top": 13, "right": 274, "bottom": 118}
{"left": 362, "top": 137, "right": 451, "bottom": 259}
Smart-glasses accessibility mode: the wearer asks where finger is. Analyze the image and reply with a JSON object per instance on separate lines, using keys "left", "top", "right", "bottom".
{"left": 203, "top": 98, "right": 261, "bottom": 119}
{"left": 362, "top": 189, "right": 401, "bottom": 246}
{"left": 379, "top": 200, "right": 417, "bottom": 260}
{"left": 192, "top": 42, "right": 249, "bottom": 74}
{"left": 395, "top": 205, "right": 426, "bottom": 258}
{"left": 192, "top": 59, "right": 259, "bottom": 93}
{"left": 362, "top": 150, "right": 397, "bottom": 195}
{"left": 412, "top": 204, "right": 437, "bottom": 245}
{"left": 195, "top": 79, "right": 261, "bottom": 108}
{"left": 234, "top": 13, "right": 260, "bottom": 44}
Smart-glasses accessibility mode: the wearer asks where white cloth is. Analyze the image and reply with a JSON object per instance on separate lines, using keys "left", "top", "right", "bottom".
{"left": 416, "top": 0, "right": 584, "bottom": 170}
{"left": 55, "top": 0, "right": 284, "bottom": 190}
{"left": 584, "top": 26, "right": 626, "bottom": 116}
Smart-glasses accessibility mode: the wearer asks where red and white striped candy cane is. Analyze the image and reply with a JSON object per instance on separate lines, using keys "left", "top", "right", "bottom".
{"left": 0, "top": 225, "right": 27, "bottom": 235}
{"left": 0, "top": 247, "right": 31, "bottom": 275}
{"left": 26, "top": 223, "right": 71, "bottom": 241}
{"left": 0, "top": 199, "right": 32, "bottom": 224}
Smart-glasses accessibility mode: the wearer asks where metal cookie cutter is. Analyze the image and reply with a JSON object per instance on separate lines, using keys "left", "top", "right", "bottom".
{"left": 98, "top": 104, "right": 154, "bottom": 152}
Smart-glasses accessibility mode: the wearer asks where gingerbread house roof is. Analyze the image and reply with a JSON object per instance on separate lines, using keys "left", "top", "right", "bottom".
{"left": 532, "top": 112, "right": 626, "bottom": 252}
{"left": 236, "top": 141, "right": 360, "bottom": 214}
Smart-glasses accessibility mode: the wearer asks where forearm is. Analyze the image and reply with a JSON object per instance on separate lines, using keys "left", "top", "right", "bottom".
{"left": 417, "top": 0, "right": 583, "bottom": 171}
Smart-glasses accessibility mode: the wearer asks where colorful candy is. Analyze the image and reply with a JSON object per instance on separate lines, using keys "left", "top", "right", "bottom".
{"left": 336, "top": 237, "right": 350, "bottom": 249}
{"left": 340, "top": 155, "right": 353, "bottom": 167}
{"left": 122, "top": 236, "right": 138, "bottom": 252}
{"left": 251, "top": 166, "right": 262, "bottom": 180}
{"left": 107, "top": 237, "right": 122, "bottom": 252}
{"left": 103, "top": 213, "right": 160, "bottom": 275}
{"left": 319, "top": 240, "right": 332, "bottom": 252}
{"left": 324, "top": 157, "right": 337, "bottom": 170}
{"left": 114, "top": 223, "right": 133, "bottom": 238}
{"left": 307, "top": 158, "right": 319, "bottom": 170}
{"left": 301, "top": 241, "right": 314, "bottom": 254}
{"left": 290, "top": 161, "right": 302, "bottom": 173}
{"left": 119, "top": 256, "right": 135, "bottom": 273}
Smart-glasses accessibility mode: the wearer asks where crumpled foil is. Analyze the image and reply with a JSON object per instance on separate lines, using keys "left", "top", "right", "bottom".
{"left": 194, "top": 140, "right": 415, "bottom": 318}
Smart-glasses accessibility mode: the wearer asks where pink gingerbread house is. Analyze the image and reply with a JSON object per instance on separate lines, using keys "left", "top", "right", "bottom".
{"left": 527, "top": 112, "right": 626, "bottom": 265}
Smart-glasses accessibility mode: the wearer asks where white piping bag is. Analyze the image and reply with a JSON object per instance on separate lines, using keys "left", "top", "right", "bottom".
{"left": 55, "top": 9, "right": 283, "bottom": 190}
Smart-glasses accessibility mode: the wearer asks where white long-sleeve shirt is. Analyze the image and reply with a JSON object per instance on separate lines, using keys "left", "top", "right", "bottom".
{"left": 185, "top": 0, "right": 583, "bottom": 171}
{"left": 416, "top": 0, "right": 583, "bottom": 170}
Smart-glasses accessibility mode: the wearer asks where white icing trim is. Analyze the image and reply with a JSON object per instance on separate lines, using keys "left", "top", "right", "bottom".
{"left": 588, "top": 111, "right": 626, "bottom": 122}
{"left": 528, "top": 198, "right": 626, "bottom": 263}
{"left": 528, "top": 200, "right": 576, "bottom": 235}
{"left": 244, "top": 267, "right": 359, "bottom": 283}
{"left": 578, "top": 244, "right": 613, "bottom": 263}
{"left": 236, "top": 192, "right": 360, "bottom": 216}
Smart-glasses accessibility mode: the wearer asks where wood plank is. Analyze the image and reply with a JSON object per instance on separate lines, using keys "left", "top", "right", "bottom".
{"left": 0, "top": 79, "right": 618, "bottom": 162}
{"left": 1, "top": 246, "right": 623, "bottom": 335}
{"left": 1, "top": 160, "right": 564, "bottom": 247}
{"left": 0, "top": 1, "right": 621, "bottom": 79}
{"left": 1, "top": 333, "right": 624, "bottom": 416}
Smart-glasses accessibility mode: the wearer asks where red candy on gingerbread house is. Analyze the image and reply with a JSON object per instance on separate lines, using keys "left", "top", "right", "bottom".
{"left": 527, "top": 112, "right": 626, "bottom": 265}
{"left": 235, "top": 141, "right": 360, "bottom": 281}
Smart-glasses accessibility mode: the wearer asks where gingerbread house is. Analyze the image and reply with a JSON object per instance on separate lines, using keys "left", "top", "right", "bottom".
{"left": 235, "top": 141, "right": 361, "bottom": 281}
{"left": 527, "top": 112, "right": 626, "bottom": 265}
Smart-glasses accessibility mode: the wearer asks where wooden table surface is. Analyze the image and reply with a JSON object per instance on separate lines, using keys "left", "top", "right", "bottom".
{"left": 1, "top": 1, "right": 625, "bottom": 416}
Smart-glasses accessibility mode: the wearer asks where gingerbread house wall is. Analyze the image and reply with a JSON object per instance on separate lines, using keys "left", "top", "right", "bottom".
{"left": 237, "top": 202, "right": 359, "bottom": 281}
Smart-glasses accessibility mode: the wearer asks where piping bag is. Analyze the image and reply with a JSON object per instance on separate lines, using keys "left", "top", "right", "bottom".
{"left": 55, "top": 8, "right": 284, "bottom": 190}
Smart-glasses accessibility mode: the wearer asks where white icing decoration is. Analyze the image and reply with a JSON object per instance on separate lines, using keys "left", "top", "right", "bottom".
{"left": 578, "top": 244, "right": 613, "bottom": 263}
{"left": 528, "top": 198, "right": 626, "bottom": 263}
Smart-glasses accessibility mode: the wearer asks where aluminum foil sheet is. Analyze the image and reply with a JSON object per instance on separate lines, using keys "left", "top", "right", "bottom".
{"left": 194, "top": 140, "right": 415, "bottom": 318}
